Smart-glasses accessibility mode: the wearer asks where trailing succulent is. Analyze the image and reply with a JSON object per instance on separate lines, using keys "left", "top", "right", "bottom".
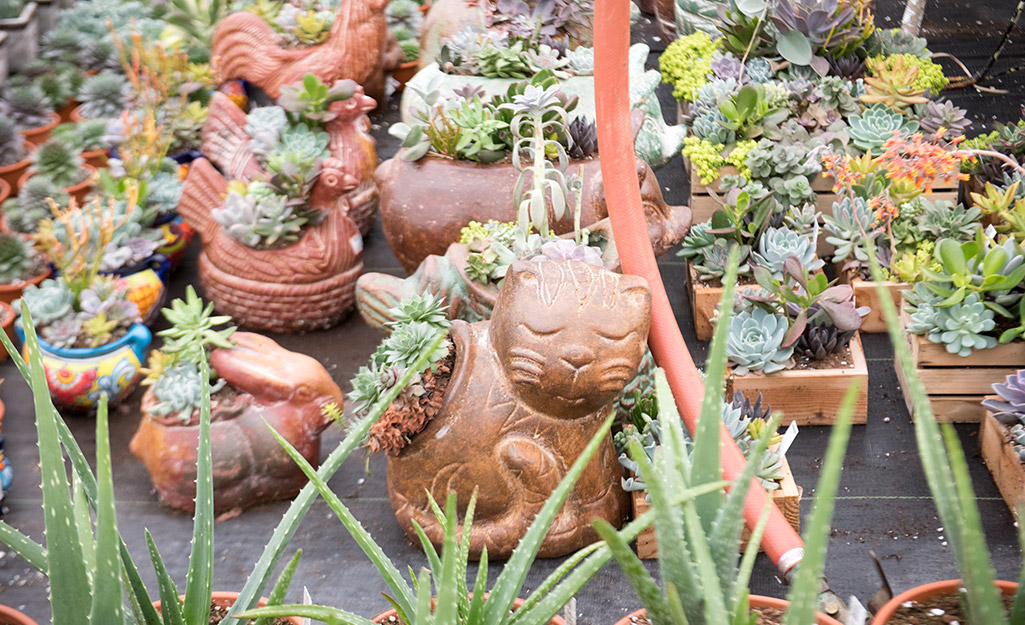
{"left": 143, "top": 286, "right": 237, "bottom": 422}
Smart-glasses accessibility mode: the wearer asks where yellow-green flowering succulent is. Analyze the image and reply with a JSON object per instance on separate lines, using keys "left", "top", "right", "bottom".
{"left": 659, "top": 32, "right": 720, "bottom": 103}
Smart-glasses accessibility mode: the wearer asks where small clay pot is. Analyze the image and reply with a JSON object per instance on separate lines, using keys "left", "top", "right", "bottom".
{"left": 0, "top": 178, "right": 9, "bottom": 206}
{"left": 80, "top": 147, "right": 109, "bottom": 169}
{"left": 373, "top": 596, "right": 564, "bottom": 625}
{"left": 0, "top": 301, "right": 15, "bottom": 361}
{"left": 153, "top": 591, "right": 303, "bottom": 625}
{"left": 18, "top": 163, "right": 96, "bottom": 205}
{"left": 56, "top": 98, "right": 79, "bottom": 123}
{"left": 391, "top": 59, "right": 419, "bottom": 90}
{"left": 0, "top": 140, "right": 32, "bottom": 196}
{"left": 615, "top": 597, "right": 843, "bottom": 625}
{"left": 18, "top": 112, "right": 60, "bottom": 148}
{"left": 0, "top": 602, "right": 38, "bottom": 625}
{"left": 0, "top": 265, "right": 50, "bottom": 306}
{"left": 870, "top": 579, "right": 1018, "bottom": 624}
{"left": 130, "top": 332, "right": 342, "bottom": 515}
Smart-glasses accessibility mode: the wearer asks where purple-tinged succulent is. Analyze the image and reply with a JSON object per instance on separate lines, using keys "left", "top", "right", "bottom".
{"left": 534, "top": 239, "right": 603, "bottom": 267}
{"left": 984, "top": 371, "right": 1025, "bottom": 419}
{"left": 41, "top": 316, "right": 83, "bottom": 349}
{"left": 710, "top": 52, "right": 743, "bottom": 81}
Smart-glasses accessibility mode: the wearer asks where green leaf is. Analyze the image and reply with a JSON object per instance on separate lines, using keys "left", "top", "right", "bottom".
{"left": 0, "top": 523, "right": 46, "bottom": 571}
{"left": 433, "top": 493, "right": 461, "bottom": 625}
{"left": 593, "top": 521, "right": 671, "bottom": 623}
{"left": 982, "top": 247, "right": 1008, "bottom": 277}
{"left": 238, "top": 604, "right": 378, "bottom": 625}
{"left": 733, "top": 86, "right": 758, "bottom": 120}
{"left": 147, "top": 530, "right": 184, "bottom": 625}
{"left": 937, "top": 239, "right": 967, "bottom": 275}
{"left": 90, "top": 394, "right": 125, "bottom": 624}
{"left": 182, "top": 359, "right": 215, "bottom": 625}
{"left": 736, "top": 0, "right": 766, "bottom": 17}
{"left": 776, "top": 30, "right": 813, "bottom": 66}
{"left": 254, "top": 550, "right": 302, "bottom": 625}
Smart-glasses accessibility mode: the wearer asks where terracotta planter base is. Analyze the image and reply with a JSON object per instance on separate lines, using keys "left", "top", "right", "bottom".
{"left": 154, "top": 591, "right": 302, "bottom": 625}
{"left": 198, "top": 251, "right": 361, "bottom": 333}
{"left": 617, "top": 598, "right": 842, "bottom": 625}
{"left": 0, "top": 140, "right": 32, "bottom": 195}
{"left": 18, "top": 112, "right": 60, "bottom": 148}
{"left": 871, "top": 579, "right": 1017, "bottom": 625}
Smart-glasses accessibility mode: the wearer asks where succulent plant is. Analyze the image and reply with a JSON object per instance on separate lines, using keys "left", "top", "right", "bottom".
{"left": 264, "top": 123, "right": 330, "bottom": 171}
{"left": 41, "top": 26, "right": 85, "bottom": 63}
{"left": 691, "top": 110, "right": 736, "bottom": 145}
{"left": 659, "top": 31, "right": 719, "bottom": 102}
{"left": 477, "top": 40, "right": 531, "bottom": 78}
{"left": 710, "top": 51, "right": 743, "bottom": 81}
{"left": 39, "top": 315, "right": 83, "bottom": 348}
{"left": 860, "top": 54, "right": 930, "bottom": 111}
{"left": 525, "top": 44, "right": 570, "bottom": 79}
{"left": 75, "top": 72, "right": 131, "bottom": 120}
{"left": 52, "top": 119, "right": 111, "bottom": 153}
{"left": 2, "top": 177, "right": 65, "bottom": 233}
{"left": 213, "top": 189, "right": 308, "bottom": 248}
{"left": 0, "top": 117, "right": 28, "bottom": 167}
{"left": 817, "top": 75, "right": 861, "bottom": 117}
{"left": 678, "top": 221, "right": 717, "bottom": 260}
{"left": 751, "top": 226, "right": 822, "bottom": 280}
{"left": 770, "top": 175, "right": 816, "bottom": 207}
{"left": 0, "top": 0, "right": 23, "bottom": 20}
{"left": 693, "top": 77, "right": 739, "bottom": 114}
{"left": 15, "top": 279, "right": 75, "bottom": 325}
{"left": 150, "top": 361, "right": 227, "bottom": 420}
{"left": 30, "top": 140, "right": 86, "bottom": 188}
{"left": 784, "top": 203, "right": 821, "bottom": 237}
{"left": 0, "top": 233, "right": 32, "bottom": 284}
{"left": 918, "top": 99, "right": 972, "bottom": 140}
{"left": 694, "top": 239, "right": 752, "bottom": 281}
{"left": 984, "top": 371, "right": 1025, "bottom": 420}
{"left": 824, "top": 196, "right": 872, "bottom": 263}
{"left": 0, "top": 85, "right": 56, "bottom": 131}
{"left": 928, "top": 293, "right": 998, "bottom": 357}
{"left": 770, "top": 0, "right": 871, "bottom": 73}
{"left": 566, "top": 47, "right": 594, "bottom": 75}
{"left": 919, "top": 199, "right": 982, "bottom": 241}
{"left": 567, "top": 116, "right": 598, "bottom": 159}
{"left": 727, "top": 306, "right": 794, "bottom": 374}
{"left": 245, "top": 105, "right": 289, "bottom": 156}
{"left": 794, "top": 322, "right": 854, "bottom": 360}
{"left": 744, "top": 57, "right": 774, "bottom": 83}
{"left": 78, "top": 38, "right": 120, "bottom": 73}
{"left": 847, "top": 104, "right": 919, "bottom": 153}
{"left": 871, "top": 27, "right": 930, "bottom": 58}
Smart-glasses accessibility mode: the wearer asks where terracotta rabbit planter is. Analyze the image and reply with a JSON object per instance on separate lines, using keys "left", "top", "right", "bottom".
{"left": 386, "top": 260, "right": 649, "bottom": 559}
{"left": 376, "top": 154, "right": 688, "bottom": 273}
{"left": 130, "top": 333, "right": 343, "bottom": 515}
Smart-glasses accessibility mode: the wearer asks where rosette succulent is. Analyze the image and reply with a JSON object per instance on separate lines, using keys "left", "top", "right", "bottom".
{"left": 693, "top": 239, "right": 751, "bottom": 281}
{"left": 928, "top": 293, "right": 997, "bottom": 357}
{"left": 30, "top": 140, "right": 87, "bottom": 188}
{"left": 0, "top": 85, "right": 55, "bottom": 131}
{"left": 824, "top": 196, "right": 872, "bottom": 263}
{"left": 848, "top": 104, "right": 919, "bottom": 153}
{"left": 265, "top": 123, "right": 330, "bottom": 170}
{"left": 691, "top": 111, "right": 736, "bottom": 145}
{"left": 76, "top": 72, "right": 131, "bottom": 119}
{"left": 150, "top": 361, "right": 227, "bottom": 420}
{"left": 0, "top": 117, "right": 28, "bottom": 167}
{"left": 566, "top": 47, "right": 594, "bottom": 75}
{"left": 245, "top": 106, "right": 289, "bottom": 156}
{"left": 2, "top": 177, "right": 65, "bottom": 233}
{"left": 727, "top": 307, "right": 794, "bottom": 374}
{"left": 751, "top": 226, "right": 822, "bottom": 279}
{"left": 15, "top": 279, "right": 75, "bottom": 325}
{"left": 0, "top": 234, "right": 33, "bottom": 284}
{"left": 918, "top": 99, "right": 972, "bottom": 140}
{"left": 795, "top": 323, "right": 854, "bottom": 360}
{"left": 212, "top": 188, "right": 308, "bottom": 247}
{"left": 872, "top": 28, "right": 930, "bottom": 58}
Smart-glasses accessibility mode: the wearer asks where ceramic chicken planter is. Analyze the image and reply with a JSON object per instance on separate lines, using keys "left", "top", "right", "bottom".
{"left": 130, "top": 333, "right": 343, "bottom": 515}
{"left": 376, "top": 154, "right": 689, "bottom": 273}
{"left": 178, "top": 91, "right": 375, "bottom": 333}
{"left": 386, "top": 260, "right": 650, "bottom": 558}
{"left": 210, "top": 0, "right": 390, "bottom": 102}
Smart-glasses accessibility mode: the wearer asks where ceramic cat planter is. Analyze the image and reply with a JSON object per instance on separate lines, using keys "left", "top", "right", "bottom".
{"left": 400, "top": 44, "right": 684, "bottom": 169}
{"left": 130, "top": 333, "right": 342, "bottom": 515}
{"left": 376, "top": 153, "right": 688, "bottom": 273}
{"left": 386, "top": 259, "right": 650, "bottom": 559}
{"left": 15, "top": 322, "right": 151, "bottom": 410}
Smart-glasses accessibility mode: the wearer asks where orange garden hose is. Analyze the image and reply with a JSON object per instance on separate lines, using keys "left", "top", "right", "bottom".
{"left": 592, "top": 0, "right": 806, "bottom": 579}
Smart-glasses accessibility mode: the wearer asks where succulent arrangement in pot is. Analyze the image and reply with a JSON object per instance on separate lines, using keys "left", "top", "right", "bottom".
{"left": 70, "top": 71, "right": 131, "bottom": 121}
{"left": 0, "top": 83, "right": 58, "bottom": 146}
{"left": 51, "top": 119, "right": 118, "bottom": 169}
{"left": 12, "top": 194, "right": 150, "bottom": 409}
{"left": 0, "top": 116, "right": 31, "bottom": 193}
{"left": 180, "top": 73, "right": 374, "bottom": 332}
{"left": 1, "top": 175, "right": 66, "bottom": 235}
{"left": 387, "top": 0, "right": 424, "bottom": 86}
{"left": 129, "top": 286, "right": 343, "bottom": 515}
{"left": 677, "top": 182, "right": 823, "bottom": 339}
{"left": 18, "top": 137, "right": 96, "bottom": 203}
{"left": 6, "top": 59, "right": 84, "bottom": 120}
{"left": 0, "top": 231, "right": 51, "bottom": 304}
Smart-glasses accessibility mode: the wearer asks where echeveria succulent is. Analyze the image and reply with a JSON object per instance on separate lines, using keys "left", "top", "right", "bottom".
{"left": 727, "top": 307, "right": 794, "bottom": 374}
{"left": 751, "top": 226, "right": 823, "bottom": 280}
{"left": 984, "top": 371, "right": 1025, "bottom": 419}
{"left": 929, "top": 293, "right": 997, "bottom": 357}
{"left": 847, "top": 104, "right": 919, "bottom": 153}
{"left": 15, "top": 279, "right": 74, "bottom": 325}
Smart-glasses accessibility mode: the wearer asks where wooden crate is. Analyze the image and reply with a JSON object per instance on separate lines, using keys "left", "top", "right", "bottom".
{"left": 895, "top": 313, "right": 1025, "bottom": 422}
{"left": 838, "top": 271, "right": 908, "bottom": 334}
{"left": 688, "top": 262, "right": 757, "bottom": 341}
{"left": 980, "top": 407, "right": 1025, "bottom": 519}
{"left": 632, "top": 453, "right": 802, "bottom": 559}
{"left": 728, "top": 333, "right": 869, "bottom": 425}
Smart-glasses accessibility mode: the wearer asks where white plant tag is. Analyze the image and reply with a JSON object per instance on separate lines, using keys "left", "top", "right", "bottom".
{"left": 779, "top": 421, "right": 799, "bottom": 456}
{"left": 846, "top": 595, "right": 868, "bottom": 625}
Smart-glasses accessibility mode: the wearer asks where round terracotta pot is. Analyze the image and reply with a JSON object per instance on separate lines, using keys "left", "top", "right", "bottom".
{"left": 56, "top": 98, "right": 79, "bottom": 123}
{"left": 0, "top": 602, "right": 38, "bottom": 625}
{"left": 0, "top": 265, "right": 51, "bottom": 306}
{"left": 18, "top": 163, "right": 96, "bottom": 205}
{"left": 0, "top": 301, "right": 15, "bottom": 362}
{"left": 870, "top": 579, "right": 1018, "bottom": 624}
{"left": 0, "top": 140, "right": 33, "bottom": 196}
{"left": 616, "top": 597, "right": 843, "bottom": 625}
{"left": 80, "top": 147, "right": 109, "bottom": 169}
{"left": 373, "top": 596, "right": 564, "bottom": 625}
{"left": 0, "top": 178, "right": 9, "bottom": 206}
{"left": 391, "top": 59, "right": 419, "bottom": 90}
{"left": 153, "top": 591, "right": 302, "bottom": 625}
{"left": 130, "top": 332, "right": 342, "bottom": 515}
{"left": 68, "top": 104, "right": 85, "bottom": 124}
{"left": 18, "top": 112, "right": 60, "bottom": 148}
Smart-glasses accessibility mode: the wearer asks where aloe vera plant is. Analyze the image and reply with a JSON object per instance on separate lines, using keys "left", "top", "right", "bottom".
{"left": 0, "top": 307, "right": 447, "bottom": 623}
{"left": 868, "top": 237, "right": 1025, "bottom": 624}
{"left": 594, "top": 247, "right": 857, "bottom": 625}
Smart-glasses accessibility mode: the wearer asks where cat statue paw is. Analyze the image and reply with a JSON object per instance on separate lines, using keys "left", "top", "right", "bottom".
{"left": 386, "top": 259, "right": 651, "bottom": 559}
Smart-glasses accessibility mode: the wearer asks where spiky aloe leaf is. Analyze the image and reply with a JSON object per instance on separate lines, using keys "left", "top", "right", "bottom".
{"left": 432, "top": 492, "right": 462, "bottom": 625}
{"left": 72, "top": 476, "right": 96, "bottom": 577}
{"left": 182, "top": 358, "right": 214, "bottom": 625}
{"left": 0, "top": 522, "right": 46, "bottom": 571}
{"left": 222, "top": 335, "right": 444, "bottom": 624}
{"left": 147, "top": 529, "right": 184, "bottom": 624}
{"left": 593, "top": 518, "right": 671, "bottom": 622}
{"left": 239, "top": 603, "right": 375, "bottom": 625}
{"left": 21, "top": 305, "right": 92, "bottom": 625}
{"left": 254, "top": 549, "right": 302, "bottom": 625}
{"left": 782, "top": 381, "right": 856, "bottom": 625}
{"left": 90, "top": 394, "right": 125, "bottom": 624}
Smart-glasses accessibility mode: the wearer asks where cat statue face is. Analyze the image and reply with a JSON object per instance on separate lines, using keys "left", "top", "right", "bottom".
{"left": 490, "top": 260, "right": 651, "bottom": 418}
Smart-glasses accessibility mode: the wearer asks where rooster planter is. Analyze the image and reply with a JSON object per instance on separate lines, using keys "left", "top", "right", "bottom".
{"left": 179, "top": 84, "right": 374, "bottom": 332}
{"left": 130, "top": 332, "right": 343, "bottom": 515}
{"left": 210, "top": 0, "right": 392, "bottom": 103}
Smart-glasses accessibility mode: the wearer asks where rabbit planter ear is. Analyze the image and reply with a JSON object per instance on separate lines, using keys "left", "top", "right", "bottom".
{"left": 130, "top": 332, "right": 342, "bottom": 515}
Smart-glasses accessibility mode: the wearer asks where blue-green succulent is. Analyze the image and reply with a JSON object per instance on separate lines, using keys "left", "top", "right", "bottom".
{"left": 751, "top": 226, "right": 823, "bottom": 280}
{"left": 848, "top": 104, "right": 919, "bottom": 153}
{"left": 727, "top": 307, "right": 794, "bottom": 374}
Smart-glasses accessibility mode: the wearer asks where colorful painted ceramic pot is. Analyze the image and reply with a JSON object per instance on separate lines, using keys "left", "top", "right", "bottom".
{"left": 104, "top": 255, "right": 171, "bottom": 325}
{"left": 152, "top": 215, "right": 195, "bottom": 269}
{"left": 15, "top": 322, "right": 151, "bottom": 410}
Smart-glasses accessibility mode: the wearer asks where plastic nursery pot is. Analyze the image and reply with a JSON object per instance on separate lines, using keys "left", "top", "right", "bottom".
{"left": 0, "top": 602, "right": 39, "bottom": 625}
{"left": 0, "top": 140, "right": 33, "bottom": 196}
{"left": 870, "top": 579, "right": 1018, "bottom": 624}
{"left": 103, "top": 254, "right": 171, "bottom": 325}
{"left": 373, "top": 597, "right": 565, "bottom": 625}
{"left": 17, "top": 112, "right": 60, "bottom": 148}
{"left": 14, "top": 321, "right": 151, "bottom": 410}
{"left": 614, "top": 598, "right": 843, "bottom": 625}
{"left": 0, "top": 301, "right": 15, "bottom": 361}
{"left": 153, "top": 591, "right": 303, "bottom": 625}
{"left": 0, "top": 264, "right": 50, "bottom": 306}
{"left": 18, "top": 163, "right": 97, "bottom": 205}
